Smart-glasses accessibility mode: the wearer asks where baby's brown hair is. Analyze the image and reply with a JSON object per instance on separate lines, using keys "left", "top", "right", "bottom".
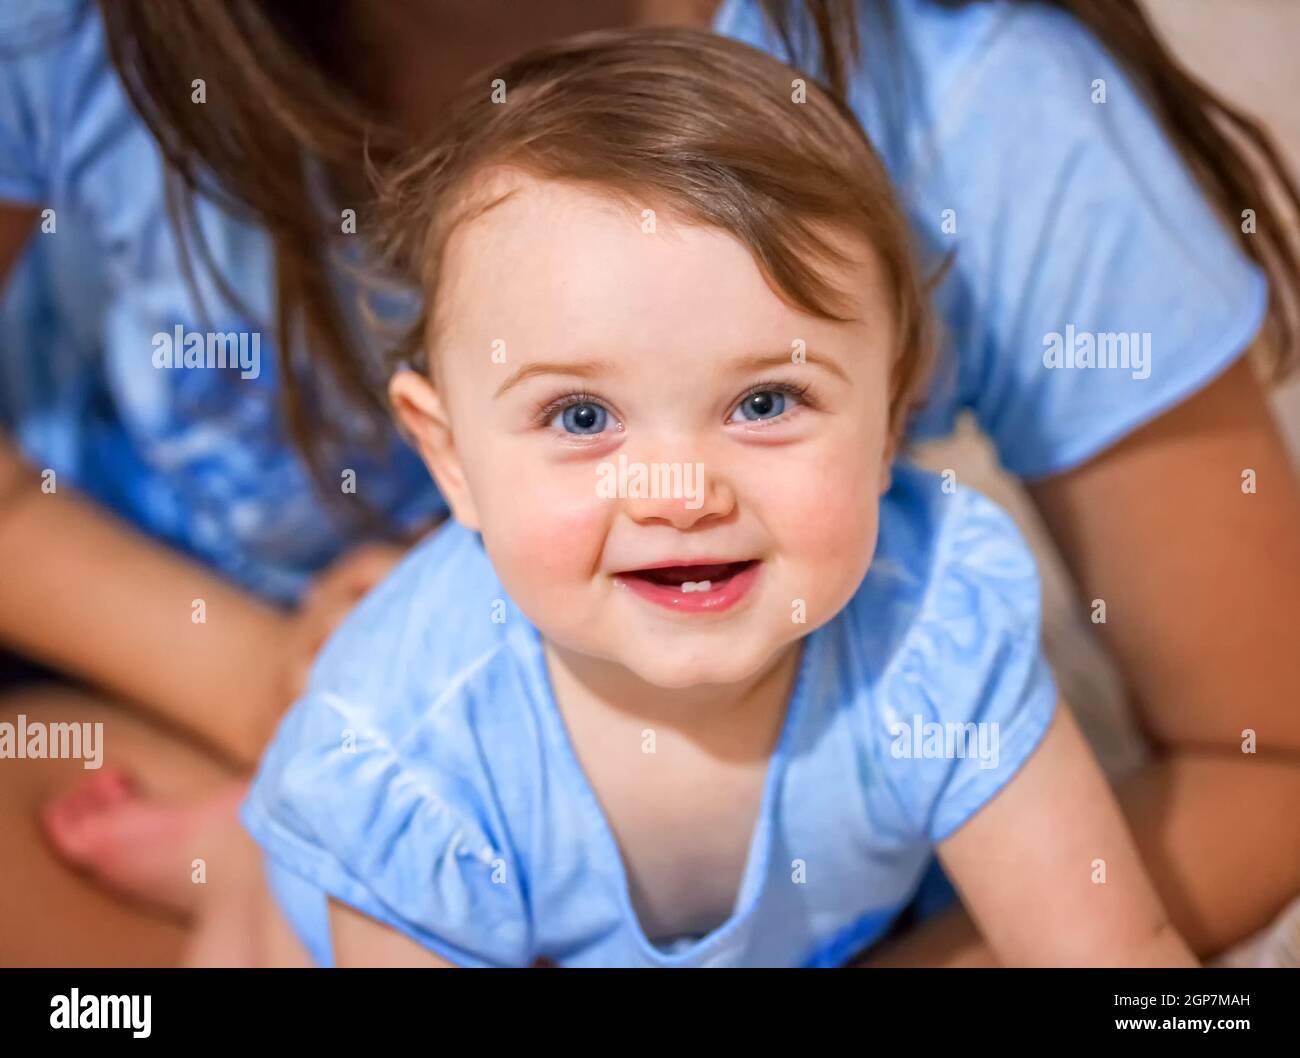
{"left": 373, "top": 26, "right": 936, "bottom": 443}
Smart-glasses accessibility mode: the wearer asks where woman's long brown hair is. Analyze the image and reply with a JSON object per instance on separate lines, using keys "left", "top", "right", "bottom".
{"left": 95, "top": 0, "right": 1300, "bottom": 512}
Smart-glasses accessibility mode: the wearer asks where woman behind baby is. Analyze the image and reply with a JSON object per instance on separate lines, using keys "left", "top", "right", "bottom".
{"left": 240, "top": 28, "right": 1195, "bottom": 967}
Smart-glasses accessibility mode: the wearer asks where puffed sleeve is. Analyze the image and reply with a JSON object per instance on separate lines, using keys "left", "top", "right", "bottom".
{"left": 873, "top": 486, "right": 1058, "bottom": 843}
{"left": 240, "top": 686, "right": 532, "bottom": 968}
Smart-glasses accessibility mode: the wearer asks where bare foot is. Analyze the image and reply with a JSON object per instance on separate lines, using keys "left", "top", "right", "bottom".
{"left": 41, "top": 768, "right": 249, "bottom": 919}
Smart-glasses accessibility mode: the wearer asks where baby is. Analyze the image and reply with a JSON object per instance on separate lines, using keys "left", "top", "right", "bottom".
{"left": 241, "top": 27, "right": 1195, "bottom": 967}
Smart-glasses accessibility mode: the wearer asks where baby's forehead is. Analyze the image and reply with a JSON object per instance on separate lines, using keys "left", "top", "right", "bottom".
{"left": 445, "top": 170, "right": 664, "bottom": 262}
{"left": 426, "top": 171, "right": 889, "bottom": 384}
{"left": 440, "top": 176, "right": 740, "bottom": 309}
{"left": 439, "top": 170, "right": 882, "bottom": 315}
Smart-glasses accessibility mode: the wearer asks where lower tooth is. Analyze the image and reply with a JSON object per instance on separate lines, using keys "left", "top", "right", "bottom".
{"left": 681, "top": 580, "right": 711, "bottom": 593}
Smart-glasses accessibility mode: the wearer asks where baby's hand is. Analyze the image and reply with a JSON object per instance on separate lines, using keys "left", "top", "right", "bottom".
{"left": 281, "top": 542, "right": 410, "bottom": 704}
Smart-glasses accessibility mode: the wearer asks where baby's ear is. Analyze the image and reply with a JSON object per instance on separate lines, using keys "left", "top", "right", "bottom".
{"left": 389, "top": 368, "right": 481, "bottom": 530}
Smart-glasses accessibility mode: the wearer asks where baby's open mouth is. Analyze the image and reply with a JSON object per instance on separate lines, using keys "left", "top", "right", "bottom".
{"left": 626, "top": 560, "right": 755, "bottom": 591}
{"left": 616, "top": 560, "right": 760, "bottom": 612}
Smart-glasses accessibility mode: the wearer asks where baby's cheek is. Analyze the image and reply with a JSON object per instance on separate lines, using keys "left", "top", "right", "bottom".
{"left": 486, "top": 478, "right": 610, "bottom": 589}
{"left": 767, "top": 456, "right": 879, "bottom": 591}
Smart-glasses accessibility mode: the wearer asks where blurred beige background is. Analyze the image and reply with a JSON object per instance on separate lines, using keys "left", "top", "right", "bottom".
{"left": 912, "top": 0, "right": 1300, "bottom": 779}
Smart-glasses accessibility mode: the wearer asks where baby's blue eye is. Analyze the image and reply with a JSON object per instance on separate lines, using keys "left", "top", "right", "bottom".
{"left": 731, "top": 390, "right": 787, "bottom": 422}
{"left": 554, "top": 402, "right": 609, "bottom": 435}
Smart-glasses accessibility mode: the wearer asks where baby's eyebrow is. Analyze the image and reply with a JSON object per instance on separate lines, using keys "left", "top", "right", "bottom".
{"left": 494, "top": 359, "right": 615, "bottom": 399}
{"left": 730, "top": 349, "right": 850, "bottom": 384}
{"left": 493, "top": 348, "right": 850, "bottom": 399}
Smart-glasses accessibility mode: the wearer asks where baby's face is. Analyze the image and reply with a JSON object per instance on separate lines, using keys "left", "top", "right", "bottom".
{"left": 397, "top": 173, "right": 895, "bottom": 689}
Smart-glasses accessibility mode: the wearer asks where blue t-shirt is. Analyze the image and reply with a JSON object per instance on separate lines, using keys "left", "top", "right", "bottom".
{"left": 0, "top": 0, "right": 1268, "bottom": 600}
{"left": 240, "top": 465, "right": 1058, "bottom": 967}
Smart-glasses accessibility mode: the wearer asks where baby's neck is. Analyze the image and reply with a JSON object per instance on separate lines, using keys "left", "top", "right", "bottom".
{"left": 541, "top": 639, "right": 803, "bottom": 761}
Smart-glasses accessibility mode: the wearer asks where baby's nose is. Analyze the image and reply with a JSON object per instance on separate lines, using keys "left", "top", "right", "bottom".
{"left": 599, "top": 453, "right": 733, "bottom": 528}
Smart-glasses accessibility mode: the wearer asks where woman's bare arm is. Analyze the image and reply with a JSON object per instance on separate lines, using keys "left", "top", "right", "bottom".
{"left": 1029, "top": 355, "right": 1300, "bottom": 756}
{"left": 0, "top": 202, "right": 291, "bottom": 765}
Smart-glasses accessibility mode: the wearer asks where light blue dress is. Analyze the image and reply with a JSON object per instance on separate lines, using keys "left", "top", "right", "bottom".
{"left": 240, "top": 465, "right": 1058, "bottom": 967}
{"left": 0, "top": 0, "right": 1268, "bottom": 602}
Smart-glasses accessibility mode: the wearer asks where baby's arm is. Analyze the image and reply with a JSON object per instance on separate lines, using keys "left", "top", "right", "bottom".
{"left": 937, "top": 702, "right": 1197, "bottom": 967}
{"left": 326, "top": 898, "right": 458, "bottom": 968}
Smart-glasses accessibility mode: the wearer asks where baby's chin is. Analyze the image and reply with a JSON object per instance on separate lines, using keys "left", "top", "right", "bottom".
{"left": 594, "top": 632, "right": 798, "bottom": 691}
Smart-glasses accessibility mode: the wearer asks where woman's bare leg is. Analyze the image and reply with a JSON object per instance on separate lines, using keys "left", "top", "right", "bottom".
{"left": 0, "top": 684, "right": 238, "bottom": 966}
{"left": 861, "top": 751, "right": 1300, "bottom": 966}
